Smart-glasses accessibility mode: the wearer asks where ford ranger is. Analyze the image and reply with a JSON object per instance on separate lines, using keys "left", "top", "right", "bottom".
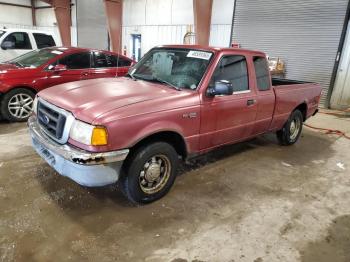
{"left": 28, "top": 45, "right": 322, "bottom": 204}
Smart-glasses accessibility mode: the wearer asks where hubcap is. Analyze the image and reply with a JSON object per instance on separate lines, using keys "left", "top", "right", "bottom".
{"left": 290, "top": 118, "right": 301, "bottom": 140}
{"left": 8, "top": 93, "right": 33, "bottom": 119}
{"left": 139, "top": 155, "right": 171, "bottom": 194}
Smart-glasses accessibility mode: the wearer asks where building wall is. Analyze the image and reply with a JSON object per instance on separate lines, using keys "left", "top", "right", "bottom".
{"left": 210, "top": 0, "right": 234, "bottom": 47}
{"left": 35, "top": 1, "right": 56, "bottom": 27}
{"left": 122, "top": 0, "right": 192, "bottom": 58}
{"left": 0, "top": 0, "right": 77, "bottom": 47}
{"left": 0, "top": 0, "right": 234, "bottom": 56}
{"left": 0, "top": 0, "right": 32, "bottom": 25}
{"left": 122, "top": 0, "right": 234, "bottom": 58}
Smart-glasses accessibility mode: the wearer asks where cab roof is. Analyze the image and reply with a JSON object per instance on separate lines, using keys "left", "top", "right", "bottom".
{"left": 155, "top": 44, "right": 267, "bottom": 57}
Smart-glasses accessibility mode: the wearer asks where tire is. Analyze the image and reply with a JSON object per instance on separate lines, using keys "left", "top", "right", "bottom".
{"left": 1, "top": 88, "right": 35, "bottom": 122}
{"left": 119, "top": 142, "right": 179, "bottom": 204}
{"left": 276, "top": 109, "right": 303, "bottom": 146}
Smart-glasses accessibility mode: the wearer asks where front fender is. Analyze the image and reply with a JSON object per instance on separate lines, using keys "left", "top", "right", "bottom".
{"left": 129, "top": 120, "right": 186, "bottom": 147}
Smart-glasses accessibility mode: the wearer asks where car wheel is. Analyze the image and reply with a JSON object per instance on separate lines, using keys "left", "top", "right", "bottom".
{"left": 276, "top": 109, "right": 303, "bottom": 146}
{"left": 119, "top": 142, "right": 179, "bottom": 204}
{"left": 0, "top": 88, "right": 35, "bottom": 122}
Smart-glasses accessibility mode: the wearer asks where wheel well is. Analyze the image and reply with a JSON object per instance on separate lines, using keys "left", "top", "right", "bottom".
{"left": 295, "top": 103, "right": 307, "bottom": 121}
{"left": 9, "top": 86, "right": 37, "bottom": 95}
{"left": 131, "top": 131, "right": 188, "bottom": 159}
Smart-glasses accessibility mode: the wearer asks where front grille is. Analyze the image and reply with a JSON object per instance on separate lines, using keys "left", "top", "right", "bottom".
{"left": 37, "top": 101, "right": 67, "bottom": 141}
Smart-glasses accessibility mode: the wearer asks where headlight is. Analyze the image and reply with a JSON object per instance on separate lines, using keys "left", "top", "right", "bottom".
{"left": 69, "top": 119, "right": 108, "bottom": 146}
{"left": 32, "top": 96, "right": 38, "bottom": 115}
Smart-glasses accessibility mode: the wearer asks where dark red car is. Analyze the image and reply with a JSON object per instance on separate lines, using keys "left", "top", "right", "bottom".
{"left": 0, "top": 47, "right": 134, "bottom": 121}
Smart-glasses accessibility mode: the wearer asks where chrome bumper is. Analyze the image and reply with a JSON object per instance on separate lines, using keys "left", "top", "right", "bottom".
{"left": 28, "top": 115, "right": 129, "bottom": 187}
{"left": 28, "top": 115, "right": 129, "bottom": 165}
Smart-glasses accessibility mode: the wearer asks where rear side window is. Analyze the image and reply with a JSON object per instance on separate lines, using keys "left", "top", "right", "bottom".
{"left": 253, "top": 56, "right": 270, "bottom": 91}
{"left": 59, "top": 52, "right": 91, "bottom": 69}
{"left": 94, "top": 52, "right": 108, "bottom": 67}
{"left": 93, "top": 52, "right": 132, "bottom": 68}
{"left": 116, "top": 57, "right": 132, "bottom": 67}
{"left": 33, "top": 33, "right": 56, "bottom": 49}
{"left": 2, "top": 32, "right": 32, "bottom": 49}
{"left": 210, "top": 55, "right": 249, "bottom": 92}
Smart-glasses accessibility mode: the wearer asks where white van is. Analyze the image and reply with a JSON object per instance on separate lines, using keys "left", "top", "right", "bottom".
{"left": 0, "top": 28, "right": 59, "bottom": 62}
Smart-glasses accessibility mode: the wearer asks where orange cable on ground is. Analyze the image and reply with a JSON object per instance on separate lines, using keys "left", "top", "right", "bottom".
{"left": 303, "top": 107, "right": 350, "bottom": 139}
{"left": 304, "top": 124, "right": 350, "bottom": 140}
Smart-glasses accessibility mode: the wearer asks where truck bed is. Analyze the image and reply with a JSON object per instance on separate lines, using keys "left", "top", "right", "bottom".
{"left": 272, "top": 78, "right": 311, "bottom": 86}
{"left": 269, "top": 78, "right": 322, "bottom": 132}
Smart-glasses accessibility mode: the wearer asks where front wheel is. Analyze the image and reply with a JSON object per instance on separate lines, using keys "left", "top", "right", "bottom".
{"left": 1, "top": 88, "right": 35, "bottom": 122}
{"left": 119, "top": 142, "right": 179, "bottom": 204}
{"left": 276, "top": 109, "right": 303, "bottom": 145}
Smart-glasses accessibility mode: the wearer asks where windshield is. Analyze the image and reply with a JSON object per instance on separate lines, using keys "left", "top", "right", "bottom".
{"left": 131, "top": 48, "right": 213, "bottom": 90}
{"left": 0, "top": 30, "right": 5, "bottom": 38}
{"left": 8, "top": 49, "right": 62, "bottom": 68}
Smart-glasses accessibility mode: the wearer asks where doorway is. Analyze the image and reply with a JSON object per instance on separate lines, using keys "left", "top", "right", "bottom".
{"left": 131, "top": 34, "right": 141, "bottom": 62}
{"left": 331, "top": 20, "right": 350, "bottom": 109}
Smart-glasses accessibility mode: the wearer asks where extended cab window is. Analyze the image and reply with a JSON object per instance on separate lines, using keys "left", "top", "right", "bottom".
{"left": 210, "top": 55, "right": 249, "bottom": 92}
{"left": 59, "top": 52, "right": 91, "bottom": 69}
{"left": 2, "top": 32, "right": 32, "bottom": 50}
{"left": 253, "top": 56, "right": 270, "bottom": 91}
{"left": 33, "top": 33, "right": 56, "bottom": 49}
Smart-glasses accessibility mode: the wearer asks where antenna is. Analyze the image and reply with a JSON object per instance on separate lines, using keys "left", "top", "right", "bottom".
{"left": 114, "top": 28, "right": 121, "bottom": 78}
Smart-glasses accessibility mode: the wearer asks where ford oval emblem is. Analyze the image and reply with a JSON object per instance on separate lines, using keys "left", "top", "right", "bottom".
{"left": 42, "top": 114, "right": 50, "bottom": 125}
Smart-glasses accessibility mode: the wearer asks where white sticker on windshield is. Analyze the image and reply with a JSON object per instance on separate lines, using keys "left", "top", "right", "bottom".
{"left": 51, "top": 51, "right": 63, "bottom": 55}
{"left": 187, "top": 50, "right": 212, "bottom": 60}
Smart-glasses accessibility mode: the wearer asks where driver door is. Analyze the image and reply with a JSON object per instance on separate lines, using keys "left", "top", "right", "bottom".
{"left": 200, "top": 54, "right": 258, "bottom": 149}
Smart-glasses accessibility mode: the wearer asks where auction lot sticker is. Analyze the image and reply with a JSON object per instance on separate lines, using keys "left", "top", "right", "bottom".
{"left": 187, "top": 50, "right": 212, "bottom": 60}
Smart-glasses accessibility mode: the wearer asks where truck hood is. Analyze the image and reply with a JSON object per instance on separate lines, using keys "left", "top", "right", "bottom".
{"left": 38, "top": 77, "right": 188, "bottom": 123}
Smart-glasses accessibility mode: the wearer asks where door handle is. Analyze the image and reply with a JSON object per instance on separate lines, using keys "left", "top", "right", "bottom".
{"left": 81, "top": 72, "right": 89, "bottom": 76}
{"left": 247, "top": 99, "right": 256, "bottom": 106}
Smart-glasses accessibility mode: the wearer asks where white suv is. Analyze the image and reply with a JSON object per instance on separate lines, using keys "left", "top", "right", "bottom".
{"left": 0, "top": 28, "right": 59, "bottom": 62}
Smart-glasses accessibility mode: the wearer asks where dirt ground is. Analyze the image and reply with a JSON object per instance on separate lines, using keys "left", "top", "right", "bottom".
{"left": 0, "top": 111, "right": 350, "bottom": 262}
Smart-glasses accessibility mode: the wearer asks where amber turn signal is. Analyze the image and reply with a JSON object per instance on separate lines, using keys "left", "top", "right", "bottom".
{"left": 91, "top": 127, "right": 108, "bottom": 146}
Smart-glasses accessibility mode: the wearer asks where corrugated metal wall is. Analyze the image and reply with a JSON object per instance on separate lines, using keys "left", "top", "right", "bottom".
{"left": 76, "top": 0, "right": 108, "bottom": 50}
{"left": 231, "top": 0, "right": 348, "bottom": 106}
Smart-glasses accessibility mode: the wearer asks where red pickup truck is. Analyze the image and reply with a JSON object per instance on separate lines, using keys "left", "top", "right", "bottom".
{"left": 28, "top": 45, "right": 321, "bottom": 204}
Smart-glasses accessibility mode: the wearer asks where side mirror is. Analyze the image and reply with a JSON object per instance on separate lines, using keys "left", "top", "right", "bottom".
{"left": 53, "top": 64, "right": 67, "bottom": 73}
{"left": 1, "top": 41, "right": 15, "bottom": 50}
{"left": 207, "top": 80, "right": 233, "bottom": 96}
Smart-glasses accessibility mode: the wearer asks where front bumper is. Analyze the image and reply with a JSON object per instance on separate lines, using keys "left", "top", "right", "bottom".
{"left": 28, "top": 115, "right": 129, "bottom": 187}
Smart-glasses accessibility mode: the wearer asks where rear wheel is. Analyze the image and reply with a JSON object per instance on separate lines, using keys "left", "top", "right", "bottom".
{"left": 1, "top": 88, "right": 35, "bottom": 122}
{"left": 276, "top": 109, "right": 303, "bottom": 145}
{"left": 119, "top": 142, "right": 179, "bottom": 204}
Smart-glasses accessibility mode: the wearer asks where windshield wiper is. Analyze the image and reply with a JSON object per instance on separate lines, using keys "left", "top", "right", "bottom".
{"left": 10, "top": 61, "right": 24, "bottom": 67}
{"left": 132, "top": 74, "right": 181, "bottom": 91}
{"left": 126, "top": 72, "right": 136, "bottom": 80}
{"left": 152, "top": 76, "right": 181, "bottom": 91}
